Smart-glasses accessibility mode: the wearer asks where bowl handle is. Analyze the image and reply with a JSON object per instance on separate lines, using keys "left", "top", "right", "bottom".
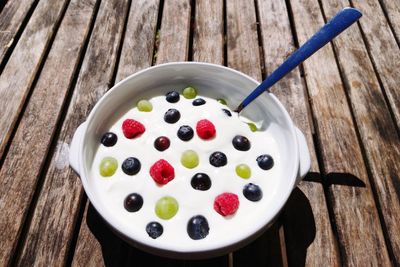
{"left": 294, "top": 127, "right": 311, "bottom": 186}
{"left": 69, "top": 122, "right": 87, "bottom": 176}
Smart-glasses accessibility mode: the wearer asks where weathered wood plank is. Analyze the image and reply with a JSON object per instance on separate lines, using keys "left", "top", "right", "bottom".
{"left": 156, "top": 0, "right": 191, "bottom": 64}
{"left": 14, "top": 0, "right": 130, "bottom": 265}
{"left": 0, "top": 0, "right": 69, "bottom": 159}
{"left": 256, "top": 0, "right": 341, "bottom": 265}
{"left": 320, "top": 0, "right": 400, "bottom": 263}
{"left": 226, "top": 0, "right": 287, "bottom": 265}
{"left": 72, "top": 0, "right": 161, "bottom": 265}
{"left": 351, "top": 0, "right": 400, "bottom": 131}
{"left": 192, "top": 0, "right": 224, "bottom": 64}
{"left": 0, "top": 0, "right": 37, "bottom": 64}
{"left": 379, "top": 0, "right": 400, "bottom": 45}
{"left": 289, "top": 0, "right": 391, "bottom": 265}
{"left": 226, "top": 0, "right": 261, "bottom": 81}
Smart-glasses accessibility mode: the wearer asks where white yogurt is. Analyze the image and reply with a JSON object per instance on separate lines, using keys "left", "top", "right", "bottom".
{"left": 90, "top": 93, "right": 281, "bottom": 251}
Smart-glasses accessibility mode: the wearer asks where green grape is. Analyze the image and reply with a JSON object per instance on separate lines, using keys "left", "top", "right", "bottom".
{"left": 217, "top": 98, "right": 227, "bottom": 105}
{"left": 248, "top": 122, "right": 258, "bottom": 132}
{"left": 137, "top": 99, "right": 153, "bottom": 112}
{"left": 181, "top": 150, "right": 199, "bottom": 169}
{"left": 155, "top": 196, "right": 179, "bottom": 220}
{"left": 100, "top": 157, "right": 118, "bottom": 177}
{"left": 182, "top": 86, "right": 197, "bottom": 99}
{"left": 235, "top": 164, "right": 251, "bottom": 179}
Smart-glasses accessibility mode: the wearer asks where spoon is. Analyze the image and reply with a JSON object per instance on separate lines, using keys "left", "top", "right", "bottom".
{"left": 235, "top": 7, "right": 362, "bottom": 113}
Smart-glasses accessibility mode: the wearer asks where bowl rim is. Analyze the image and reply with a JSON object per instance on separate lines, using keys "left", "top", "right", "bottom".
{"left": 78, "top": 61, "right": 299, "bottom": 255}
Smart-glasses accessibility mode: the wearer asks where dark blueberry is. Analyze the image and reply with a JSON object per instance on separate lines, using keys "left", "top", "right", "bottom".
{"left": 187, "top": 215, "right": 209, "bottom": 240}
{"left": 124, "top": 193, "right": 143, "bottom": 212}
{"left": 101, "top": 132, "right": 117, "bottom": 147}
{"left": 192, "top": 98, "right": 206, "bottom": 106}
{"left": 222, "top": 109, "right": 232, "bottom": 117}
{"left": 232, "top": 135, "right": 251, "bottom": 151}
{"left": 209, "top": 151, "right": 227, "bottom": 167}
{"left": 256, "top": 154, "right": 274, "bottom": 170}
{"left": 146, "top": 221, "right": 163, "bottom": 239}
{"left": 122, "top": 157, "right": 141, "bottom": 175}
{"left": 243, "top": 183, "right": 263, "bottom": 201}
{"left": 191, "top": 173, "right": 211, "bottom": 191}
{"left": 177, "top": 125, "right": 194, "bottom": 141}
{"left": 164, "top": 108, "right": 181, "bottom": 123}
{"left": 154, "top": 136, "right": 170, "bottom": 151}
{"left": 166, "top": 91, "right": 180, "bottom": 103}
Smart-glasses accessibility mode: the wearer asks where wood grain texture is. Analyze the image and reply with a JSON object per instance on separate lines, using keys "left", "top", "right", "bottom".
{"left": 0, "top": 0, "right": 69, "bottom": 159}
{"left": 0, "top": 0, "right": 37, "bottom": 63}
{"left": 351, "top": 0, "right": 400, "bottom": 131}
{"left": 14, "top": 0, "right": 130, "bottom": 265}
{"left": 256, "top": 0, "right": 341, "bottom": 265}
{"left": 226, "top": 0, "right": 261, "bottom": 81}
{"left": 380, "top": 0, "right": 400, "bottom": 45}
{"left": 156, "top": 0, "right": 191, "bottom": 64}
{"left": 192, "top": 0, "right": 224, "bottom": 64}
{"left": 289, "top": 0, "right": 391, "bottom": 265}
{"left": 321, "top": 0, "right": 400, "bottom": 263}
{"left": 115, "top": 0, "right": 159, "bottom": 83}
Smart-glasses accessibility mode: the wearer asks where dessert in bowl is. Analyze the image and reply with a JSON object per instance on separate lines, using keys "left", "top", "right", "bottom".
{"left": 69, "top": 62, "right": 310, "bottom": 258}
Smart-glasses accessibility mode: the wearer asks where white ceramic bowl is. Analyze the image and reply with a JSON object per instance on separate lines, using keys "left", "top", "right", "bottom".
{"left": 69, "top": 62, "right": 310, "bottom": 258}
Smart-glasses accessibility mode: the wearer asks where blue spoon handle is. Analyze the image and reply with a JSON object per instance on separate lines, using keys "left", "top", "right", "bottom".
{"left": 236, "top": 7, "right": 362, "bottom": 112}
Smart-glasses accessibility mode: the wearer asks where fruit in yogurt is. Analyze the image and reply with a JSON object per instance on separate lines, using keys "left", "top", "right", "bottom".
{"left": 232, "top": 135, "right": 251, "bottom": 151}
{"left": 243, "top": 183, "right": 263, "bottom": 202}
{"left": 122, "top": 157, "right": 141, "bottom": 175}
{"left": 137, "top": 99, "right": 153, "bottom": 112}
{"left": 256, "top": 154, "right": 274, "bottom": 170}
{"left": 209, "top": 151, "right": 227, "bottom": 167}
{"left": 165, "top": 91, "right": 180, "bottom": 103}
{"left": 192, "top": 98, "right": 206, "bottom": 106}
{"left": 191, "top": 173, "right": 212, "bottom": 191}
{"left": 154, "top": 136, "right": 170, "bottom": 151}
{"left": 146, "top": 222, "right": 163, "bottom": 239}
{"left": 235, "top": 164, "right": 251, "bottom": 179}
{"left": 214, "top": 193, "right": 239, "bottom": 216}
{"left": 196, "top": 119, "right": 216, "bottom": 140}
{"left": 164, "top": 108, "right": 181, "bottom": 123}
{"left": 181, "top": 150, "right": 199, "bottom": 169}
{"left": 101, "top": 132, "right": 117, "bottom": 147}
{"left": 150, "top": 159, "right": 175, "bottom": 185}
{"left": 217, "top": 98, "right": 227, "bottom": 105}
{"left": 222, "top": 109, "right": 232, "bottom": 117}
{"left": 248, "top": 122, "right": 258, "bottom": 132}
{"left": 122, "top": 119, "right": 145, "bottom": 138}
{"left": 124, "top": 193, "right": 143, "bottom": 212}
{"left": 177, "top": 125, "right": 194, "bottom": 141}
{"left": 99, "top": 157, "right": 118, "bottom": 177}
{"left": 187, "top": 215, "right": 209, "bottom": 240}
{"left": 182, "top": 86, "right": 197, "bottom": 99}
{"left": 155, "top": 196, "right": 179, "bottom": 220}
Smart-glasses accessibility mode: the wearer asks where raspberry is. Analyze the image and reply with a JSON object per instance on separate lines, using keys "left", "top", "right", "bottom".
{"left": 214, "top": 193, "right": 239, "bottom": 216}
{"left": 122, "top": 119, "right": 145, "bottom": 138}
{"left": 150, "top": 159, "right": 175, "bottom": 185}
{"left": 196, "top": 119, "right": 216, "bottom": 140}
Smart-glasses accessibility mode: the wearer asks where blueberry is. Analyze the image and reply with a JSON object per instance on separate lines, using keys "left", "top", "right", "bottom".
{"left": 191, "top": 173, "right": 211, "bottom": 191}
{"left": 146, "top": 221, "right": 163, "bottom": 239}
{"left": 124, "top": 193, "right": 143, "bottom": 212}
{"left": 222, "top": 109, "right": 232, "bottom": 117}
{"left": 256, "top": 154, "right": 274, "bottom": 170}
{"left": 166, "top": 91, "right": 180, "bottom": 103}
{"left": 187, "top": 215, "right": 209, "bottom": 240}
{"left": 154, "top": 136, "right": 170, "bottom": 151}
{"left": 209, "top": 151, "right": 227, "bottom": 167}
{"left": 232, "top": 135, "right": 251, "bottom": 151}
{"left": 192, "top": 98, "right": 206, "bottom": 106}
{"left": 122, "top": 157, "right": 141, "bottom": 175}
{"left": 177, "top": 125, "right": 194, "bottom": 141}
{"left": 101, "top": 132, "right": 117, "bottom": 147}
{"left": 164, "top": 108, "right": 181, "bottom": 123}
{"left": 243, "top": 183, "right": 263, "bottom": 201}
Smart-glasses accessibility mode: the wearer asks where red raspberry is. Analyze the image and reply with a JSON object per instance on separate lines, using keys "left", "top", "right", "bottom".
{"left": 214, "top": 193, "right": 239, "bottom": 216}
{"left": 196, "top": 119, "right": 216, "bottom": 140}
{"left": 122, "top": 119, "right": 145, "bottom": 138}
{"left": 150, "top": 159, "right": 175, "bottom": 185}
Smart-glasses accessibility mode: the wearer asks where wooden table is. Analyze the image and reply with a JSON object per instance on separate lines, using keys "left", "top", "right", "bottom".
{"left": 0, "top": 0, "right": 399, "bottom": 266}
